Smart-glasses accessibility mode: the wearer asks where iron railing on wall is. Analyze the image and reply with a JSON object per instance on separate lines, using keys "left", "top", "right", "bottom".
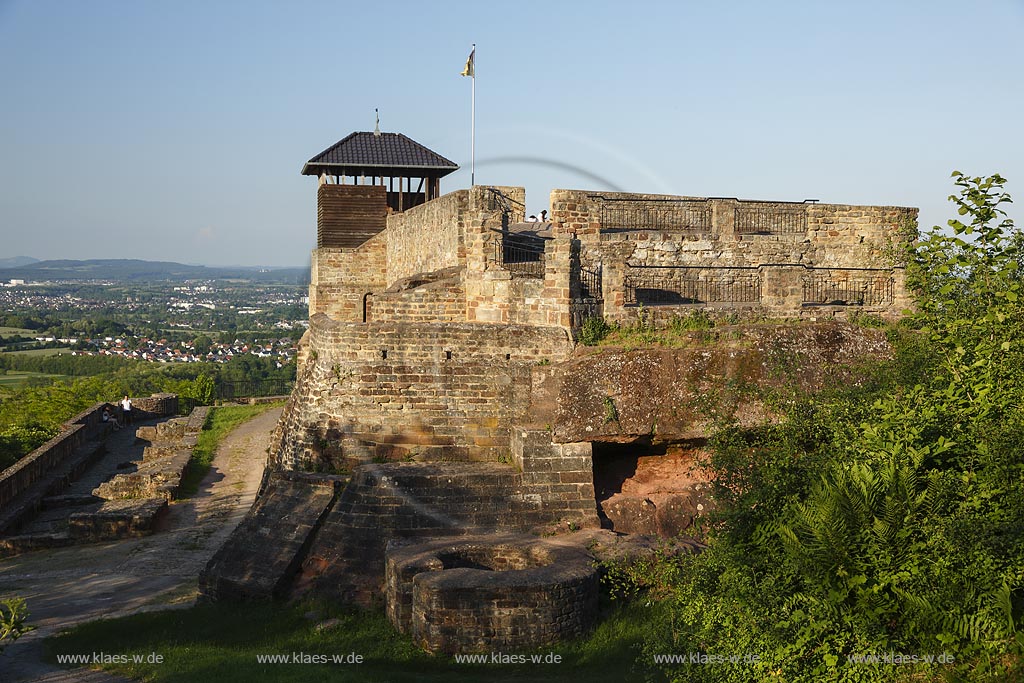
{"left": 624, "top": 266, "right": 761, "bottom": 305}
{"left": 573, "top": 264, "right": 603, "bottom": 300}
{"left": 802, "top": 271, "right": 894, "bottom": 306}
{"left": 595, "top": 198, "right": 712, "bottom": 233}
{"left": 490, "top": 232, "right": 547, "bottom": 278}
{"left": 482, "top": 188, "right": 526, "bottom": 225}
{"left": 734, "top": 205, "right": 808, "bottom": 235}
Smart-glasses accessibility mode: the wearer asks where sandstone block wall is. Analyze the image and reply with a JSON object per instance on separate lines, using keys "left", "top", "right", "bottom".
{"left": 386, "top": 190, "right": 470, "bottom": 285}
{"left": 309, "top": 232, "right": 387, "bottom": 321}
{"left": 368, "top": 276, "right": 467, "bottom": 323}
{"left": 271, "top": 315, "right": 574, "bottom": 470}
{"left": 550, "top": 190, "right": 917, "bottom": 323}
{"left": 0, "top": 395, "right": 178, "bottom": 523}
{"left": 295, "top": 459, "right": 597, "bottom": 606}
{"left": 511, "top": 429, "right": 596, "bottom": 522}
{"left": 386, "top": 536, "right": 599, "bottom": 654}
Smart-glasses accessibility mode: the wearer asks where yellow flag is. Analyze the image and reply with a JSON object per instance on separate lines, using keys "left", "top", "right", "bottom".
{"left": 460, "top": 47, "right": 475, "bottom": 78}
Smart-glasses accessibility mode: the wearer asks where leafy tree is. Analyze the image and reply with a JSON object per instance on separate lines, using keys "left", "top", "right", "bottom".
{"left": 192, "top": 334, "right": 213, "bottom": 355}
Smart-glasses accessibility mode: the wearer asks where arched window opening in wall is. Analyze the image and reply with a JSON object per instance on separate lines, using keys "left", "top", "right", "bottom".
{"left": 363, "top": 293, "right": 373, "bottom": 323}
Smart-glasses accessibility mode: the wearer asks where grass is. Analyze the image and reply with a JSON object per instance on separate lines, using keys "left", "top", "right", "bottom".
{"left": 177, "top": 403, "right": 278, "bottom": 497}
{"left": 582, "top": 313, "right": 730, "bottom": 350}
{"left": 44, "top": 600, "right": 661, "bottom": 682}
{"left": 0, "top": 370, "right": 67, "bottom": 389}
{"left": 0, "top": 326, "right": 35, "bottom": 335}
{"left": 1, "top": 346, "right": 71, "bottom": 356}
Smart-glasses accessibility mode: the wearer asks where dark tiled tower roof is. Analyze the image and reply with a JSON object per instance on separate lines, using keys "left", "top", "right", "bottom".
{"left": 301, "top": 132, "right": 459, "bottom": 177}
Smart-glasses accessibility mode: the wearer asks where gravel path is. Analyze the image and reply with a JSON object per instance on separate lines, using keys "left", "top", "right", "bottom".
{"left": 0, "top": 406, "right": 282, "bottom": 682}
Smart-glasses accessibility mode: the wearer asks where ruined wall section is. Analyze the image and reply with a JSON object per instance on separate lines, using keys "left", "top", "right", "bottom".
{"left": 463, "top": 186, "right": 573, "bottom": 329}
{"left": 272, "top": 314, "right": 574, "bottom": 470}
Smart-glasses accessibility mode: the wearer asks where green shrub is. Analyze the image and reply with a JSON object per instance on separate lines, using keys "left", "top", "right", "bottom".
{"left": 643, "top": 173, "right": 1024, "bottom": 681}
{"left": 577, "top": 316, "right": 613, "bottom": 345}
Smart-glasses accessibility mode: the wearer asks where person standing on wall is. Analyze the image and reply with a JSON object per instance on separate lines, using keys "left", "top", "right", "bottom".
{"left": 121, "top": 395, "right": 133, "bottom": 426}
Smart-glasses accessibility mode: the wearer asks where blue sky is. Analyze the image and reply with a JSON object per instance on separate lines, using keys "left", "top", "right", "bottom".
{"left": 1, "top": 0, "right": 1022, "bottom": 267}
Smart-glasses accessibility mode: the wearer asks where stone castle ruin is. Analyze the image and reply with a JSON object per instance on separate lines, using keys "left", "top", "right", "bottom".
{"left": 200, "top": 130, "right": 917, "bottom": 652}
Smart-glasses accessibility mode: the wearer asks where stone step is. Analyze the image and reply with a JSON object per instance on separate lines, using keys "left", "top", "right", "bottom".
{"left": 42, "top": 493, "right": 102, "bottom": 509}
{"left": 0, "top": 531, "right": 74, "bottom": 558}
{"left": 68, "top": 497, "right": 169, "bottom": 541}
{"left": 93, "top": 450, "right": 192, "bottom": 501}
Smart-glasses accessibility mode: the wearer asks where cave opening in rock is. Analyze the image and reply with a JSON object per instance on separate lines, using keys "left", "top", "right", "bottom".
{"left": 591, "top": 438, "right": 711, "bottom": 537}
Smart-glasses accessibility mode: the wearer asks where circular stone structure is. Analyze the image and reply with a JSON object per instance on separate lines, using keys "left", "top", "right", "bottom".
{"left": 385, "top": 535, "right": 599, "bottom": 654}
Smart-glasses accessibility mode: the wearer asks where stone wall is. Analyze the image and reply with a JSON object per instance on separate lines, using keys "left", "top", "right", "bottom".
{"left": 0, "top": 394, "right": 179, "bottom": 536}
{"left": 368, "top": 274, "right": 467, "bottom": 323}
{"left": 0, "top": 394, "right": 178, "bottom": 516}
{"left": 386, "top": 536, "right": 599, "bottom": 654}
{"left": 386, "top": 190, "right": 470, "bottom": 286}
{"left": 294, "top": 458, "right": 598, "bottom": 605}
{"left": 309, "top": 231, "right": 387, "bottom": 321}
{"left": 271, "top": 314, "right": 574, "bottom": 469}
{"left": 550, "top": 190, "right": 917, "bottom": 323}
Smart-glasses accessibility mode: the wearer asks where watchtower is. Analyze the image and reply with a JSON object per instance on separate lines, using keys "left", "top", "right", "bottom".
{"left": 301, "top": 131, "right": 459, "bottom": 248}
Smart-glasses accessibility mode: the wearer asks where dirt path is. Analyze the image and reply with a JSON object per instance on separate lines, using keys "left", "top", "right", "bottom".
{"left": 0, "top": 406, "right": 283, "bottom": 682}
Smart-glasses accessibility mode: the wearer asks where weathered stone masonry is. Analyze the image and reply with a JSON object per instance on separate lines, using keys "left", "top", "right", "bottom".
{"left": 272, "top": 315, "right": 574, "bottom": 470}
{"left": 204, "top": 132, "right": 918, "bottom": 653}
{"left": 551, "top": 190, "right": 917, "bottom": 324}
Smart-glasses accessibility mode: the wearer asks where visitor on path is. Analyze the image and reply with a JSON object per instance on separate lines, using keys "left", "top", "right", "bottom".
{"left": 102, "top": 406, "right": 121, "bottom": 430}
{"left": 121, "top": 395, "right": 133, "bottom": 426}
{"left": 539, "top": 209, "right": 548, "bottom": 222}
{"left": 526, "top": 214, "right": 538, "bottom": 223}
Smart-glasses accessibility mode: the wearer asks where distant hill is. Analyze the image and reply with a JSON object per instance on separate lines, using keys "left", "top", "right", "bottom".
{"left": 0, "top": 259, "right": 310, "bottom": 284}
{"left": 0, "top": 256, "right": 39, "bottom": 268}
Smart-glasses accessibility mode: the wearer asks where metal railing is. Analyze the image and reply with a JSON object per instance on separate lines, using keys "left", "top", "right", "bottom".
{"left": 216, "top": 379, "right": 295, "bottom": 400}
{"left": 624, "top": 266, "right": 761, "bottom": 305}
{"left": 572, "top": 264, "right": 603, "bottom": 300}
{"left": 597, "top": 199, "right": 712, "bottom": 233}
{"left": 735, "top": 205, "right": 807, "bottom": 234}
{"left": 491, "top": 232, "right": 547, "bottom": 278}
{"left": 482, "top": 188, "right": 526, "bottom": 224}
{"left": 802, "top": 273, "right": 894, "bottom": 306}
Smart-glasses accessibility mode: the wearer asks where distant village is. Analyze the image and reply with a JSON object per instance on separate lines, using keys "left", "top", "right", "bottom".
{"left": 0, "top": 278, "right": 308, "bottom": 366}
{"left": 70, "top": 335, "right": 299, "bottom": 366}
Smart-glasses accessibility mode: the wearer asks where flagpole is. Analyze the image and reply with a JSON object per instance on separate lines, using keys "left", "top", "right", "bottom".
{"left": 470, "top": 43, "right": 476, "bottom": 187}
